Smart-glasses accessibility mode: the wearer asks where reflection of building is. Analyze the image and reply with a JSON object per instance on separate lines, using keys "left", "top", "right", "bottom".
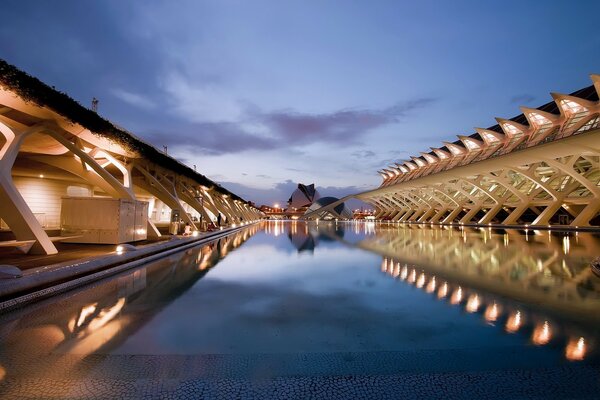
{"left": 0, "top": 224, "right": 260, "bottom": 397}
{"left": 304, "top": 197, "right": 353, "bottom": 220}
{"left": 287, "top": 221, "right": 317, "bottom": 252}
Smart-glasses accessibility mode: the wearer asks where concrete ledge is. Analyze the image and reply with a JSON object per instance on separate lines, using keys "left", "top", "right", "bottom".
{"left": 0, "top": 223, "right": 256, "bottom": 311}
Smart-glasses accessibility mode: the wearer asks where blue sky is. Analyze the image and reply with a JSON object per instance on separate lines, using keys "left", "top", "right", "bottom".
{"left": 2, "top": 0, "right": 600, "bottom": 206}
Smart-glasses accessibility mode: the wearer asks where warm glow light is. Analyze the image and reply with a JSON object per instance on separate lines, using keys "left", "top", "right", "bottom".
{"left": 426, "top": 276, "right": 436, "bottom": 293}
{"left": 416, "top": 273, "right": 426, "bottom": 288}
{"left": 438, "top": 282, "right": 448, "bottom": 298}
{"left": 484, "top": 303, "right": 500, "bottom": 322}
{"left": 565, "top": 337, "right": 586, "bottom": 361}
{"left": 465, "top": 294, "right": 480, "bottom": 313}
{"left": 532, "top": 321, "right": 552, "bottom": 345}
{"left": 38, "top": 174, "right": 44, "bottom": 178}
{"left": 400, "top": 265, "right": 408, "bottom": 280}
{"left": 192, "top": 230, "right": 199, "bottom": 237}
{"left": 450, "top": 287, "right": 463, "bottom": 304}
{"left": 77, "top": 303, "right": 98, "bottom": 327}
{"left": 505, "top": 311, "right": 523, "bottom": 333}
{"left": 87, "top": 298, "right": 125, "bottom": 331}
{"left": 408, "top": 269, "right": 417, "bottom": 284}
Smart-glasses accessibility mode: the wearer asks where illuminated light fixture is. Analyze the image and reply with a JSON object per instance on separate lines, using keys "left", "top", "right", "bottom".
{"left": 192, "top": 231, "right": 199, "bottom": 237}
{"left": 465, "top": 294, "right": 480, "bottom": 313}
{"left": 532, "top": 321, "right": 552, "bottom": 346}
{"left": 505, "top": 311, "right": 523, "bottom": 333}
{"left": 39, "top": 174, "right": 44, "bottom": 178}
{"left": 484, "top": 303, "right": 500, "bottom": 322}
{"left": 565, "top": 337, "right": 586, "bottom": 361}
{"left": 115, "top": 244, "right": 137, "bottom": 254}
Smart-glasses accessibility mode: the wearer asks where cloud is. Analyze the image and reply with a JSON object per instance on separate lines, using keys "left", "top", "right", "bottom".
{"left": 161, "top": 71, "right": 244, "bottom": 123}
{"left": 140, "top": 97, "right": 437, "bottom": 156}
{"left": 261, "top": 98, "right": 436, "bottom": 146}
{"left": 111, "top": 88, "right": 157, "bottom": 110}
{"left": 510, "top": 94, "right": 535, "bottom": 104}
{"left": 351, "top": 150, "right": 376, "bottom": 159}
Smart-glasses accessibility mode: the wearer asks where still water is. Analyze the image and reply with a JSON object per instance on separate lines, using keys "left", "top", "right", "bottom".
{"left": 0, "top": 221, "right": 599, "bottom": 397}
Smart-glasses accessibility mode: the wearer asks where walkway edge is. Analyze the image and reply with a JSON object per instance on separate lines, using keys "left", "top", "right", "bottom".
{"left": 0, "top": 224, "right": 255, "bottom": 312}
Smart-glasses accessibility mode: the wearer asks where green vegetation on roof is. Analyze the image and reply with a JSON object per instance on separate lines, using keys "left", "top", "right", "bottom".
{"left": 0, "top": 58, "right": 248, "bottom": 204}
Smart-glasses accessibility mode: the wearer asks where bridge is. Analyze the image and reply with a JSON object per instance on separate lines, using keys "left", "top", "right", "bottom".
{"left": 0, "top": 60, "right": 263, "bottom": 255}
{"left": 305, "top": 75, "right": 600, "bottom": 229}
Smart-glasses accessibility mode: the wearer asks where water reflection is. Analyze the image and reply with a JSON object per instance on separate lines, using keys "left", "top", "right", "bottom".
{"left": 1, "top": 220, "right": 599, "bottom": 396}
{"left": 333, "top": 222, "right": 600, "bottom": 362}
{"left": 0, "top": 224, "right": 260, "bottom": 393}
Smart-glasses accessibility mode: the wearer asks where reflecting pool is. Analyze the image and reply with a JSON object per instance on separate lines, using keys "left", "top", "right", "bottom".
{"left": 1, "top": 221, "right": 599, "bottom": 398}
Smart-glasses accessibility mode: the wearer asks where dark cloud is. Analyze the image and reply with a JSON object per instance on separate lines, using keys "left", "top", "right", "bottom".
{"left": 351, "top": 150, "right": 376, "bottom": 159}
{"left": 262, "top": 98, "right": 436, "bottom": 146}
{"left": 256, "top": 174, "right": 272, "bottom": 179}
{"left": 141, "top": 121, "right": 279, "bottom": 155}
{"left": 140, "top": 98, "right": 437, "bottom": 155}
{"left": 509, "top": 94, "right": 535, "bottom": 104}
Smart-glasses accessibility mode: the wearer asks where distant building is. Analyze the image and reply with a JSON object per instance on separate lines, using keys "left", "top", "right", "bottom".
{"left": 305, "top": 197, "right": 353, "bottom": 220}
{"left": 288, "top": 183, "right": 320, "bottom": 212}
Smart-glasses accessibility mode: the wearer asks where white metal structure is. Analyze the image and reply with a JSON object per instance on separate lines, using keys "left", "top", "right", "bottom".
{"left": 307, "top": 75, "right": 600, "bottom": 229}
{"left": 0, "top": 62, "right": 263, "bottom": 254}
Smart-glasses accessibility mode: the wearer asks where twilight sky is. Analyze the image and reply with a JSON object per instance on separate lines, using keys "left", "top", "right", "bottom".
{"left": 2, "top": 1, "right": 600, "bottom": 206}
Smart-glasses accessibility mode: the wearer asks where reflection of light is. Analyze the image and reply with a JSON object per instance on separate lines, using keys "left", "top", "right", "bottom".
{"left": 381, "top": 258, "right": 388, "bottom": 273}
{"left": 450, "top": 287, "right": 463, "bottom": 304}
{"left": 0, "top": 364, "right": 4, "bottom": 381}
{"left": 77, "top": 303, "right": 97, "bottom": 327}
{"left": 400, "top": 266, "right": 408, "bottom": 280}
{"left": 565, "top": 337, "right": 586, "bottom": 361}
{"left": 532, "top": 321, "right": 552, "bottom": 345}
{"left": 506, "top": 311, "right": 522, "bottom": 333}
{"left": 484, "top": 303, "right": 500, "bottom": 322}
{"left": 466, "top": 294, "right": 480, "bottom": 313}
{"left": 68, "top": 320, "right": 123, "bottom": 356}
{"left": 416, "top": 273, "right": 425, "bottom": 288}
{"left": 87, "top": 298, "right": 126, "bottom": 332}
{"left": 438, "top": 282, "right": 448, "bottom": 298}
{"left": 408, "top": 269, "right": 417, "bottom": 284}
{"left": 426, "top": 277, "right": 436, "bottom": 293}
{"left": 562, "top": 236, "right": 570, "bottom": 255}
{"left": 393, "top": 263, "right": 400, "bottom": 278}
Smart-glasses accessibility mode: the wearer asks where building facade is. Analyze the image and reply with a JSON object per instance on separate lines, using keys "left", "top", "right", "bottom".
{"left": 0, "top": 61, "right": 263, "bottom": 255}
